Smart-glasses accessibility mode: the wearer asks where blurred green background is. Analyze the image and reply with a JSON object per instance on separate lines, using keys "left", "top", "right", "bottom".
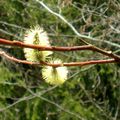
{"left": 0, "top": 0, "right": 120, "bottom": 120}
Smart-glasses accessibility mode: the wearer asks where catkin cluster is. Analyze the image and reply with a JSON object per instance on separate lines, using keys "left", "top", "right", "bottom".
{"left": 24, "top": 26, "right": 68, "bottom": 85}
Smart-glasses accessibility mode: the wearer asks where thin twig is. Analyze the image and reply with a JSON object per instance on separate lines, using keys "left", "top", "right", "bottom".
{"left": 0, "top": 86, "right": 58, "bottom": 112}
{"left": 0, "top": 38, "right": 120, "bottom": 60}
{"left": 0, "top": 51, "right": 119, "bottom": 67}
{"left": 0, "top": 95, "right": 35, "bottom": 112}
{"left": 35, "top": 1, "right": 120, "bottom": 48}
{"left": 79, "top": 83, "right": 113, "bottom": 120}
{"left": 27, "top": 88, "right": 86, "bottom": 120}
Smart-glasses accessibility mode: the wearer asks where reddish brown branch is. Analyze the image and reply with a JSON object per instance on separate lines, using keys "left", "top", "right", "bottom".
{"left": 0, "top": 51, "right": 119, "bottom": 67}
{"left": 0, "top": 38, "right": 92, "bottom": 51}
{"left": 0, "top": 38, "right": 120, "bottom": 61}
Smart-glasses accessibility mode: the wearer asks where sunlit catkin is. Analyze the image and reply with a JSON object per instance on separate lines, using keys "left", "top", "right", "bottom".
{"left": 24, "top": 26, "right": 52, "bottom": 62}
{"left": 42, "top": 59, "right": 68, "bottom": 85}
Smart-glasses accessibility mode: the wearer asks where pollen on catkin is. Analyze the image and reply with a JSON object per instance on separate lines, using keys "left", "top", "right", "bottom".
{"left": 24, "top": 26, "right": 52, "bottom": 62}
{"left": 42, "top": 59, "right": 68, "bottom": 85}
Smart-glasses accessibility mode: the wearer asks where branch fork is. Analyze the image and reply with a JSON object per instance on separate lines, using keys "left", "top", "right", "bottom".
{"left": 0, "top": 38, "right": 120, "bottom": 67}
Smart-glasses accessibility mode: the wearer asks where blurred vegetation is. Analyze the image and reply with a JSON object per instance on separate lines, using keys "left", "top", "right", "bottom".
{"left": 0, "top": 0, "right": 120, "bottom": 120}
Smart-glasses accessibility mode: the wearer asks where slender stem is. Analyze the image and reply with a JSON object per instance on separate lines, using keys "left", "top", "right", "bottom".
{"left": 35, "top": 1, "right": 120, "bottom": 49}
{"left": 41, "top": 59, "right": 119, "bottom": 67}
{"left": 0, "top": 38, "right": 92, "bottom": 51}
{"left": 0, "top": 51, "right": 119, "bottom": 67}
{"left": 0, "top": 38, "right": 120, "bottom": 60}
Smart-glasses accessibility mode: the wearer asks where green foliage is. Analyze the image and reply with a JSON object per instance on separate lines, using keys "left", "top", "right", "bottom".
{"left": 0, "top": 0, "right": 120, "bottom": 120}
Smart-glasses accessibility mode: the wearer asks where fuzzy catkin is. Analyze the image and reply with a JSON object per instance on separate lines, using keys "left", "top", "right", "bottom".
{"left": 42, "top": 59, "right": 68, "bottom": 85}
{"left": 24, "top": 26, "right": 52, "bottom": 62}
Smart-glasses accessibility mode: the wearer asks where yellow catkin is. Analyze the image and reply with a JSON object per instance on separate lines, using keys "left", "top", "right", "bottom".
{"left": 42, "top": 59, "right": 68, "bottom": 85}
{"left": 24, "top": 26, "right": 52, "bottom": 62}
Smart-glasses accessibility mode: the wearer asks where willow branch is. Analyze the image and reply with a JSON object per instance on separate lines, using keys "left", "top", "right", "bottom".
{"left": 0, "top": 38, "right": 120, "bottom": 61}
{"left": 0, "top": 51, "right": 119, "bottom": 67}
